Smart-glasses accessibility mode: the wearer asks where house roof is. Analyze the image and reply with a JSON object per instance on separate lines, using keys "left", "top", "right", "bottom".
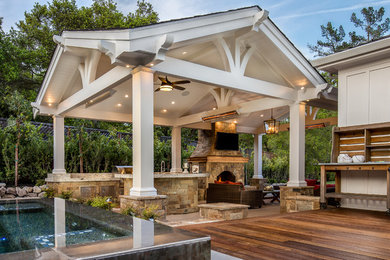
{"left": 34, "top": 6, "right": 335, "bottom": 134}
{"left": 311, "top": 36, "right": 390, "bottom": 74}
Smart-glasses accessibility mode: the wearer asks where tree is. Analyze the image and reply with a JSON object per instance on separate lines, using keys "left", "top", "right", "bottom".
{"left": 0, "top": 0, "right": 158, "bottom": 119}
{"left": 15, "top": 0, "right": 158, "bottom": 87}
{"left": 351, "top": 7, "right": 390, "bottom": 42}
{"left": 309, "top": 6, "right": 390, "bottom": 57}
{"left": 308, "top": 22, "right": 351, "bottom": 57}
{"left": 4, "top": 91, "right": 32, "bottom": 186}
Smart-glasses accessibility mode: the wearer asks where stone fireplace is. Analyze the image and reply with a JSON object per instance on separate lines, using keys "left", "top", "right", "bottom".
{"left": 188, "top": 122, "right": 248, "bottom": 184}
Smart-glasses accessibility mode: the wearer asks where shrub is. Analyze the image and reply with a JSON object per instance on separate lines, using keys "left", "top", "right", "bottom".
{"left": 58, "top": 191, "right": 73, "bottom": 200}
{"left": 141, "top": 205, "right": 160, "bottom": 220}
{"left": 43, "top": 187, "right": 55, "bottom": 198}
{"left": 88, "top": 196, "right": 112, "bottom": 210}
{"left": 121, "top": 206, "right": 136, "bottom": 216}
{"left": 35, "top": 179, "right": 45, "bottom": 186}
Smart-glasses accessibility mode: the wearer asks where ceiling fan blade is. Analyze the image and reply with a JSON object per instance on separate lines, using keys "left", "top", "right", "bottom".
{"left": 154, "top": 88, "right": 160, "bottom": 92}
{"left": 172, "top": 80, "right": 191, "bottom": 84}
{"left": 173, "top": 85, "right": 186, "bottom": 91}
{"left": 158, "top": 76, "right": 167, "bottom": 83}
{"left": 165, "top": 76, "right": 172, "bottom": 85}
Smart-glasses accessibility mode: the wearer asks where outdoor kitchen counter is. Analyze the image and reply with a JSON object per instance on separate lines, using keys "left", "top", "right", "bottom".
{"left": 115, "top": 173, "right": 209, "bottom": 179}
{"left": 318, "top": 162, "right": 390, "bottom": 214}
{"left": 116, "top": 173, "right": 209, "bottom": 214}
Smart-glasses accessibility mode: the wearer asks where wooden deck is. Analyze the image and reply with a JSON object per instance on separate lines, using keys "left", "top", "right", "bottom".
{"left": 179, "top": 208, "right": 390, "bottom": 260}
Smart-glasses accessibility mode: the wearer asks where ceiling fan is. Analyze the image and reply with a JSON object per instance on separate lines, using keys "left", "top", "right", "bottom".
{"left": 155, "top": 76, "right": 190, "bottom": 92}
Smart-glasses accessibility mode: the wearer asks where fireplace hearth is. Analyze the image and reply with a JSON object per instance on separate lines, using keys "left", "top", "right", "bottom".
{"left": 188, "top": 122, "right": 248, "bottom": 184}
{"left": 217, "top": 171, "right": 236, "bottom": 182}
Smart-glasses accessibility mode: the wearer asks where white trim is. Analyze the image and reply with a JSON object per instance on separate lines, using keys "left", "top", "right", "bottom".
{"left": 260, "top": 19, "right": 326, "bottom": 87}
{"left": 56, "top": 66, "right": 132, "bottom": 115}
{"left": 154, "top": 57, "right": 297, "bottom": 100}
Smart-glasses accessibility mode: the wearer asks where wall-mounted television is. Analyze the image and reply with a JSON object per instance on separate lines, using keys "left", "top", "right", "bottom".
{"left": 215, "top": 132, "right": 239, "bottom": 151}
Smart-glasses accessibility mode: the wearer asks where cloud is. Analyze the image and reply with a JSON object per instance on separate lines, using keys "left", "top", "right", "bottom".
{"left": 276, "top": 0, "right": 390, "bottom": 20}
{"left": 117, "top": 0, "right": 209, "bottom": 21}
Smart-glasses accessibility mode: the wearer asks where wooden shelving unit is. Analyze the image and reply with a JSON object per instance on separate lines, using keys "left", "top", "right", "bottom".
{"left": 332, "top": 122, "right": 390, "bottom": 163}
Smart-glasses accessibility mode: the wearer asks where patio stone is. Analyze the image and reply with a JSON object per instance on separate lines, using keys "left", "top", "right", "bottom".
{"left": 199, "top": 203, "right": 249, "bottom": 220}
{"left": 285, "top": 195, "right": 320, "bottom": 213}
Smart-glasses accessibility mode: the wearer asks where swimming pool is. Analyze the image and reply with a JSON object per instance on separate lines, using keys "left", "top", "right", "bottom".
{"left": 0, "top": 198, "right": 210, "bottom": 259}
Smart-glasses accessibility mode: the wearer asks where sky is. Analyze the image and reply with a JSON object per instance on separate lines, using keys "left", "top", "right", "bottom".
{"left": 1, "top": 0, "right": 390, "bottom": 59}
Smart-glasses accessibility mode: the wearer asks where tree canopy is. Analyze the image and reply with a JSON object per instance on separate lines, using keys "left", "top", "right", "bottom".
{"left": 309, "top": 6, "right": 390, "bottom": 57}
{"left": 0, "top": 0, "right": 158, "bottom": 119}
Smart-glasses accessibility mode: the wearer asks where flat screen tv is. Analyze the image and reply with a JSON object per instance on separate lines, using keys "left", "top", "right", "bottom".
{"left": 215, "top": 132, "right": 239, "bottom": 151}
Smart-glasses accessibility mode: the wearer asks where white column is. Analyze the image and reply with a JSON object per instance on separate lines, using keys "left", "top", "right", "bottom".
{"left": 170, "top": 126, "right": 182, "bottom": 173}
{"left": 253, "top": 134, "right": 264, "bottom": 179}
{"left": 133, "top": 217, "right": 154, "bottom": 248}
{"left": 54, "top": 198, "right": 66, "bottom": 248}
{"left": 130, "top": 66, "right": 157, "bottom": 197}
{"left": 287, "top": 102, "right": 307, "bottom": 187}
{"left": 52, "top": 115, "right": 66, "bottom": 174}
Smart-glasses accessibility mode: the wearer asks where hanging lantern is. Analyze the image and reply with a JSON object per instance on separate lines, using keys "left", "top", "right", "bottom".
{"left": 264, "top": 109, "right": 279, "bottom": 134}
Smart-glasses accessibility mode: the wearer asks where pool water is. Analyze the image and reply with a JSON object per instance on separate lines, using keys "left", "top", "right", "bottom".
{"left": 0, "top": 199, "right": 130, "bottom": 254}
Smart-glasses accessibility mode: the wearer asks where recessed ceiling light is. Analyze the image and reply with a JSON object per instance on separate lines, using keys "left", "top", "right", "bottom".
{"left": 48, "top": 103, "right": 52, "bottom": 107}
{"left": 233, "top": 120, "right": 237, "bottom": 124}
{"left": 171, "top": 101, "right": 175, "bottom": 104}
{"left": 212, "top": 107, "right": 217, "bottom": 110}
{"left": 125, "top": 94, "right": 129, "bottom": 98}
{"left": 182, "top": 51, "right": 187, "bottom": 55}
{"left": 117, "top": 103, "right": 122, "bottom": 107}
{"left": 150, "top": 63, "right": 154, "bottom": 66}
{"left": 162, "top": 109, "right": 167, "bottom": 113}
{"left": 260, "top": 114, "right": 264, "bottom": 117}
{"left": 126, "top": 65, "right": 130, "bottom": 68}
{"left": 300, "top": 86, "right": 305, "bottom": 90}
{"left": 306, "top": 99, "right": 310, "bottom": 102}
{"left": 89, "top": 100, "right": 93, "bottom": 103}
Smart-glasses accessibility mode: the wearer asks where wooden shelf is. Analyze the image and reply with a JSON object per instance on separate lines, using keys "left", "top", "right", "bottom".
{"left": 325, "top": 192, "right": 387, "bottom": 201}
{"left": 366, "top": 144, "right": 390, "bottom": 148}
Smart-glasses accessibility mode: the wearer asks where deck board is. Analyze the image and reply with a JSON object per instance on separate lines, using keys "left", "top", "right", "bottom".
{"left": 179, "top": 208, "right": 390, "bottom": 260}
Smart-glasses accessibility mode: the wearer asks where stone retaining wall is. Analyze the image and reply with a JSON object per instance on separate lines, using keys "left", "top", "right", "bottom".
{"left": 0, "top": 184, "right": 47, "bottom": 199}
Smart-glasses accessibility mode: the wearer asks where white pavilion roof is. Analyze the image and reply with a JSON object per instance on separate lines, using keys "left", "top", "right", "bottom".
{"left": 33, "top": 6, "right": 336, "bottom": 134}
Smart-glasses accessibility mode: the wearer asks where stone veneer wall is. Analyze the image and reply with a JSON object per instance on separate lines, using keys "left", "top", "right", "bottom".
{"left": 119, "top": 195, "right": 167, "bottom": 220}
{"left": 280, "top": 186, "right": 315, "bottom": 213}
{"left": 198, "top": 177, "right": 207, "bottom": 202}
{"left": 46, "top": 173, "right": 120, "bottom": 199}
{"left": 123, "top": 176, "right": 208, "bottom": 214}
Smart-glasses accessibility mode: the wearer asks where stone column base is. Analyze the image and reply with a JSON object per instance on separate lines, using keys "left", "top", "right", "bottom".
{"left": 280, "top": 186, "right": 314, "bottom": 213}
{"left": 119, "top": 195, "right": 167, "bottom": 220}
{"left": 249, "top": 178, "right": 267, "bottom": 191}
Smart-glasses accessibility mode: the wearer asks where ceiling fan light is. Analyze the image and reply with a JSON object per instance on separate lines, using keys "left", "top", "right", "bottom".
{"left": 160, "top": 84, "right": 173, "bottom": 91}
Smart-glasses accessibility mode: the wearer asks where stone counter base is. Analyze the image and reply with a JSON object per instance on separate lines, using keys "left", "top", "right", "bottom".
{"left": 285, "top": 195, "right": 320, "bottom": 213}
{"left": 122, "top": 177, "right": 202, "bottom": 214}
{"left": 120, "top": 195, "right": 167, "bottom": 220}
{"left": 46, "top": 173, "right": 120, "bottom": 199}
{"left": 199, "top": 203, "right": 249, "bottom": 220}
{"left": 280, "top": 186, "right": 314, "bottom": 213}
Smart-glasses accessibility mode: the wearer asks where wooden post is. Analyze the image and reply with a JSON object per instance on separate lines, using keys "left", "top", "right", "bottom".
{"left": 335, "top": 170, "right": 341, "bottom": 208}
{"left": 320, "top": 165, "right": 327, "bottom": 209}
{"left": 335, "top": 171, "right": 341, "bottom": 193}
{"left": 387, "top": 167, "right": 390, "bottom": 215}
